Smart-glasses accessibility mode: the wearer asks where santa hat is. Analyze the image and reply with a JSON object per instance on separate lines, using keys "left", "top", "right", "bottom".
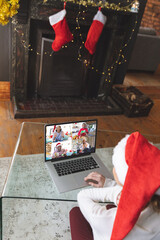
{"left": 85, "top": 8, "right": 107, "bottom": 55}
{"left": 111, "top": 132, "right": 160, "bottom": 240}
{"left": 56, "top": 142, "right": 62, "bottom": 148}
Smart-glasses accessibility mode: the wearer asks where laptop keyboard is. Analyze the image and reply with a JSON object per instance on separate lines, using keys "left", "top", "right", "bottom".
{"left": 53, "top": 157, "right": 99, "bottom": 176}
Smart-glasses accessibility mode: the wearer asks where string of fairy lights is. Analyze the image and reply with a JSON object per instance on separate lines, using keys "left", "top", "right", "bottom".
{"left": 12, "top": 0, "right": 139, "bottom": 83}
{"left": 49, "top": 0, "right": 137, "bottom": 12}
{"left": 73, "top": 6, "right": 138, "bottom": 83}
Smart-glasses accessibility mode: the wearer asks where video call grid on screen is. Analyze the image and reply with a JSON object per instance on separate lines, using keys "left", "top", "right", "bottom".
{"left": 45, "top": 120, "right": 97, "bottom": 161}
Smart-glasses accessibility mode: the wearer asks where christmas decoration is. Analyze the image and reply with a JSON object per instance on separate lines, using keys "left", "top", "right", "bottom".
{"left": 0, "top": 0, "right": 19, "bottom": 26}
{"left": 61, "top": 0, "right": 136, "bottom": 12}
{"left": 49, "top": 5, "right": 73, "bottom": 51}
{"left": 85, "top": 8, "right": 107, "bottom": 54}
{"left": 111, "top": 132, "right": 160, "bottom": 239}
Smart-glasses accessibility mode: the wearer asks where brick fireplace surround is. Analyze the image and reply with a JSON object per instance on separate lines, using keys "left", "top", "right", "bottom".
{"left": 141, "top": 0, "right": 160, "bottom": 36}
{"left": 11, "top": 0, "right": 147, "bottom": 118}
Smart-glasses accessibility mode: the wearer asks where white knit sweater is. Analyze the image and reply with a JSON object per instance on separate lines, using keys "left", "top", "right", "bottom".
{"left": 77, "top": 181, "right": 160, "bottom": 240}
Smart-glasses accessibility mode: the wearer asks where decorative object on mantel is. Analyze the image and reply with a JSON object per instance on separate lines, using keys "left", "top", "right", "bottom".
{"left": 49, "top": 2, "right": 73, "bottom": 51}
{"left": 111, "top": 86, "right": 154, "bottom": 117}
{"left": 0, "top": 0, "right": 19, "bottom": 25}
{"left": 85, "top": 7, "right": 107, "bottom": 54}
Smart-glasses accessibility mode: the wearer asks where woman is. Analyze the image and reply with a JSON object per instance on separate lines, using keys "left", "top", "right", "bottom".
{"left": 52, "top": 125, "right": 64, "bottom": 142}
{"left": 80, "top": 137, "right": 90, "bottom": 153}
{"left": 70, "top": 132, "right": 160, "bottom": 240}
{"left": 52, "top": 142, "right": 66, "bottom": 158}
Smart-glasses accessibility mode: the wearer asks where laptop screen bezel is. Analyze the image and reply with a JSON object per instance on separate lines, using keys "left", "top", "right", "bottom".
{"left": 44, "top": 119, "right": 98, "bottom": 162}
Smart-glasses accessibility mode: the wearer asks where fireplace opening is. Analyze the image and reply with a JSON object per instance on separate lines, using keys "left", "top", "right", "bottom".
{"left": 38, "top": 38, "right": 86, "bottom": 97}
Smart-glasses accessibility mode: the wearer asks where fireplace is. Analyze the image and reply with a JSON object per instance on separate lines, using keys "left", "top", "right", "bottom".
{"left": 11, "top": 0, "right": 147, "bottom": 118}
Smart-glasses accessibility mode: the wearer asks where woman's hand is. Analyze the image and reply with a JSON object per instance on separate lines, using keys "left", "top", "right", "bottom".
{"left": 61, "top": 131, "right": 65, "bottom": 138}
{"left": 84, "top": 172, "right": 106, "bottom": 188}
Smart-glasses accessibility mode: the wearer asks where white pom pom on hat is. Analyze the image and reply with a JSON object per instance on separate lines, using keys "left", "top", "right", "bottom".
{"left": 112, "top": 134, "right": 130, "bottom": 185}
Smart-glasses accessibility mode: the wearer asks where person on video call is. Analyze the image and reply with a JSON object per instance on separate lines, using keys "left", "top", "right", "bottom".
{"left": 78, "top": 123, "right": 89, "bottom": 137}
{"left": 80, "top": 137, "right": 90, "bottom": 153}
{"left": 52, "top": 142, "right": 66, "bottom": 158}
{"left": 52, "top": 125, "right": 64, "bottom": 142}
{"left": 70, "top": 132, "right": 160, "bottom": 240}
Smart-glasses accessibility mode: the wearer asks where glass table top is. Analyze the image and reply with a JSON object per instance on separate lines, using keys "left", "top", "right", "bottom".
{"left": 2, "top": 122, "right": 160, "bottom": 201}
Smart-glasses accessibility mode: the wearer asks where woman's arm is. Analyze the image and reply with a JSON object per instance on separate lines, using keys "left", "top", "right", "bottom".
{"left": 77, "top": 186, "right": 122, "bottom": 235}
{"left": 86, "top": 128, "right": 89, "bottom": 134}
{"left": 78, "top": 185, "right": 122, "bottom": 208}
{"left": 52, "top": 132, "right": 57, "bottom": 141}
{"left": 77, "top": 186, "right": 121, "bottom": 219}
{"left": 78, "top": 128, "right": 82, "bottom": 136}
{"left": 61, "top": 131, "right": 64, "bottom": 138}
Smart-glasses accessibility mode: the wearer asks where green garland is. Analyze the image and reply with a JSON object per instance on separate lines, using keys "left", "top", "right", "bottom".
{"left": 61, "top": 0, "right": 135, "bottom": 12}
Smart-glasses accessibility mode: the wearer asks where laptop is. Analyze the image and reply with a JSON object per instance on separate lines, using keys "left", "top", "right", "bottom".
{"left": 45, "top": 119, "right": 113, "bottom": 193}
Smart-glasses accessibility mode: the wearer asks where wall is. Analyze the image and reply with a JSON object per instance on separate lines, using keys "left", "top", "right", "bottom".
{"left": 0, "top": 23, "right": 11, "bottom": 100}
{"left": 0, "top": 23, "right": 11, "bottom": 81}
{"left": 141, "top": 0, "right": 160, "bottom": 35}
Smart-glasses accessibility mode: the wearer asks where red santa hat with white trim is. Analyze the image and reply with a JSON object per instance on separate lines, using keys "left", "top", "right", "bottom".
{"left": 56, "top": 142, "right": 62, "bottom": 148}
{"left": 111, "top": 132, "right": 160, "bottom": 240}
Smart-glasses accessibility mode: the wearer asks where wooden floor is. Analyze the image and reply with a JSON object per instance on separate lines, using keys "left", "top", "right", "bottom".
{"left": 0, "top": 72, "right": 160, "bottom": 158}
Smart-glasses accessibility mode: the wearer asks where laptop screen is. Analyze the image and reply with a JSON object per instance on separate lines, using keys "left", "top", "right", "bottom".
{"left": 45, "top": 120, "right": 97, "bottom": 162}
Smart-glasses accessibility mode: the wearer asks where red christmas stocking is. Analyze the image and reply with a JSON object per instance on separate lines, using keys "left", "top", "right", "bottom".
{"left": 49, "top": 9, "right": 73, "bottom": 51}
{"left": 85, "top": 9, "right": 107, "bottom": 55}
